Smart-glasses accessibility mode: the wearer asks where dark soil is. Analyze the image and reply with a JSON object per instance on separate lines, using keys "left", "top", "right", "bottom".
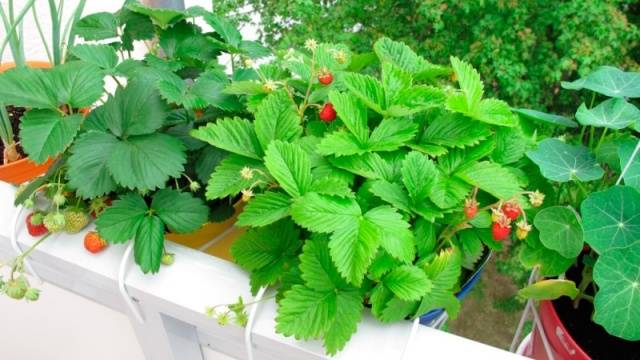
{"left": 553, "top": 264, "right": 640, "bottom": 359}
{"left": 0, "top": 105, "right": 26, "bottom": 158}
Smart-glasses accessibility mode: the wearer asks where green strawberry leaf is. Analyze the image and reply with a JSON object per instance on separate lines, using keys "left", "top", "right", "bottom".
{"left": 276, "top": 285, "right": 363, "bottom": 355}
{"left": 374, "top": 37, "right": 437, "bottom": 75}
{"left": 126, "top": 3, "right": 184, "bottom": 29}
{"left": 456, "top": 161, "right": 522, "bottom": 200}
{"left": 134, "top": 215, "right": 165, "bottom": 274}
{"left": 316, "top": 131, "right": 365, "bottom": 157}
{"left": 415, "top": 249, "right": 462, "bottom": 318}
{"left": 366, "top": 206, "right": 415, "bottom": 263}
{"left": 19, "top": 110, "right": 83, "bottom": 164}
{"left": 231, "top": 219, "right": 301, "bottom": 273}
{"left": 202, "top": 12, "right": 242, "bottom": 47}
{"left": 205, "top": 155, "right": 267, "bottom": 200}
{"left": 69, "top": 44, "right": 119, "bottom": 72}
{"left": 75, "top": 12, "right": 119, "bottom": 40}
{"left": 492, "top": 127, "right": 526, "bottom": 165}
{"left": 561, "top": 66, "right": 640, "bottom": 98}
{"left": 299, "top": 238, "right": 348, "bottom": 291}
{"left": 0, "top": 67, "right": 57, "bottom": 109}
{"left": 309, "top": 177, "right": 354, "bottom": 198}
{"left": 367, "top": 118, "right": 418, "bottom": 152}
{"left": 264, "top": 141, "right": 312, "bottom": 198}
{"left": 581, "top": 186, "right": 640, "bottom": 253}
{"left": 107, "top": 133, "right": 186, "bottom": 191}
{"left": 526, "top": 138, "right": 604, "bottom": 182}
{"left": 381, "top": 62, "right": 412, "bottom": 101}
{"left": 328, "top": 90, "right": 369, "bottom": 145}
{"left": 254, "top": 90, "right": 302, "bottom": 150}
{"left": 533, "top": 206, "right": 583, "bottom": 258}
{"left": 330, "top": 153, "right": 394, "bottom": 181}
{"left": 327, "top": 218, "right": 377, "bottom": 286}
{"left": 66, "top": 131, "right": 119, "bottom": 198}
{"left": 291, "top": 193, "right": 361, "bottom": 233}
{"left": 369, "top": 180, "right": 412, "bottom": 212}
{"left": 386, "top": 86, "right": 446, "bottom": 117}
{"left": 429, "top": 174, "right": 470, "bottom": 209}
{"left": 383, "top": 265, "right": 431, "bottom": 301}
{"left": 236, "top": 191, "right": 291, "bottom": 227}
{"left": 191, "top": 117, "right": 263, "bottom": 160}
{"left": 420, "top": 112, "right": 491, "bottom": 149}
{"left": 342, "top": 73, "right": 386, "bottom": 114}
{"left": 474, "top": 98, "right": 517, "bottom": 127}
{"left": 50, "top": 61, "right": 105, "bottom": 109}
{"left": 85, "top": 79, "right": 168, "bottom": 137}
{"left": 448, "top": 56, "right": 483, "bottom": 112}
{"left": 575, "top": 98, "right": 640, "bottom": 129}
{"left": 401, "top": 151, "right": 438, "bottom": 203}
{"left": 593, "top": 242, "right": 640, "bottom": 341}
{"left": 151, "top": 189, "right": 209, "bottom": 233}
{"left": 96, "top": 193, "right": 148, "bottom": 244}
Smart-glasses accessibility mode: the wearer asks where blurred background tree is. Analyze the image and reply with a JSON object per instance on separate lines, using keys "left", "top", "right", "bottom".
{"left": 215, "top": 0, "right": 640, "bottom": 113}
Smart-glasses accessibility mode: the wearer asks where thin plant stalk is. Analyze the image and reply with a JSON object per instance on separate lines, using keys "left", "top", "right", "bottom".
{"left": 48, "top": 0, "right": 61, "bottom": 65}
{"left": 0, "top": 0, "right": 36, "bottom": 67}
{"left": 31, "top": 6, "right": 53, "bottom": 64}
{"left": 60, "top": 0, "right": 86, "bottom": 61}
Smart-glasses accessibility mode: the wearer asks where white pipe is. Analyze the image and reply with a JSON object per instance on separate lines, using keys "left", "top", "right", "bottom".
{"left": 244, "top": 286, "right": 266, "bottom": 360}
{"left": 118, "top": 242, "right": 145, "bottom": 324}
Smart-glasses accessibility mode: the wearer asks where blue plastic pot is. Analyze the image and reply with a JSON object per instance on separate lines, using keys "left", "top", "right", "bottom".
{"left": 419, "top": 251, "right": 492, "bottom": 325}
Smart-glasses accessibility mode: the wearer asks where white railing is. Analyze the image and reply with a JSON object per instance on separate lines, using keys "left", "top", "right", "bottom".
{"left": 0, "top": 182, "right": 522, "bottom": 360}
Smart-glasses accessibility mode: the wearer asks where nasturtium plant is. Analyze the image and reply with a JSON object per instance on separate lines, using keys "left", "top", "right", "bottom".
{"left": 11, "top": 3, "right": 268, "bottom": 273}
{"left": 518, "top": 66, "right": 640, "bottom": 342}
{"left": 197, "top": 37, "right": 539, "bottom": 354}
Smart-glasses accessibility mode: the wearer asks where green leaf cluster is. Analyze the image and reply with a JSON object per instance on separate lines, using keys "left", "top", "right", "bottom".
{"left": 199, "top": 37, "right": 531, "bottom": 354}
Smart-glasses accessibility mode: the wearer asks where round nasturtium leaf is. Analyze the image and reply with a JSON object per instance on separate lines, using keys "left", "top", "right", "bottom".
{"left": 593, "top": 243, "right": 640, "bottom": 341}
{"left": 575, "top": 98, "right": 640, "bottom": 130}
{"left": 561, "top": 66, "right": 640, "bottom": 98}
{"left": 513, "top": 108, "right": 578, "bottom": 128}
{"left": 534, "top": 206, "right": 583, "bottom": 259}
{"left": 519, "top": 232, "right": 573, "bottom": 277}
{"left": 581, "top": 186, "right": 640, "bottom": 253}
{"left": 526, "top": 138, "right": 604, "bottom": 182}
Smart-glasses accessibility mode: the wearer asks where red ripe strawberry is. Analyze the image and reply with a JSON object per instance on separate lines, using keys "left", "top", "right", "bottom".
{"left": 582, "top": 244, "right": 590, "bottom": 253}
{"left": 464, "top": 199, "right": 478, "bottom": 219}
{"left": 501, "top": 202, "right": 522, "bottom": 221}
{"left": 492, "top": 222, "right": 511, "bottom": 241}
{"left": 318, "top": 71, "right": 333, "bottom": 85}
{"left": 319, "top": 103, "right": 337, "bottom": 122}
{"left": 84, "top": 231, "right": 108, "bottom": 254}
{"left": 26, "top": 213, "right": 48, "bottom": 237}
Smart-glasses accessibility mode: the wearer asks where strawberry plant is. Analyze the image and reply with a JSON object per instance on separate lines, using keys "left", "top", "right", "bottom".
{"left": 517, "top": 66, "right": 640, "bottom": 345}
{"left": 9, "top": 2, "right": 270, "bottom": 274}
{"left": 196, "top": 37, "right": 540, "bottom": 354}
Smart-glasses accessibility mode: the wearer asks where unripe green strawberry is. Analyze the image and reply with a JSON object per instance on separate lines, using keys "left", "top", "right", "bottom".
{"left": 43, "top": 212, "right": 66, "bottom": 233}
{"left": 5, "top": 277, "right": 28, "bottom": 300}
{"left": 161, "top": 253, "right": 175, "bottom": 266}
{"left": 25, "top": 288, "right": 40, "bottom": 302}
{"left": 64, "top": 208, "right": 90, "bottom": 234}
{"left": 52, "top": 192, "right": 67, "bottom": 206}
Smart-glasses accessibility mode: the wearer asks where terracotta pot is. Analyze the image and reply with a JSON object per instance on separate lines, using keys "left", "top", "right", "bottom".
{"left": 0, "top": 61, "right": 53, "bottom": 185}
{"left": 528, "top": 300, "right": 591, "bottom": 360}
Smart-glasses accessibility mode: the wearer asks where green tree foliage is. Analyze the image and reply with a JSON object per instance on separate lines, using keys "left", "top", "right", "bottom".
{"left": 215, "top": 0, "right": 639, "bottom": 112}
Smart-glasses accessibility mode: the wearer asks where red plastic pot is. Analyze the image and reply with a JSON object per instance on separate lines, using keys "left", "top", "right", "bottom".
{"left": 528, "top": 300, "right": 591, "bottom": 360}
